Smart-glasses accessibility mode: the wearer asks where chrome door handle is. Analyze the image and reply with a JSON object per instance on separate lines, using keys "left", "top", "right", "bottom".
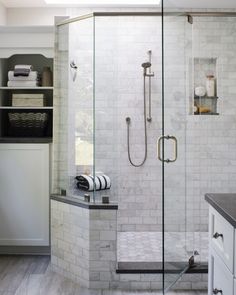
{"left": 157, "top": 135, "right": 178, "bottom": 163}
{"left": 157, "top": 135, "right": 165, "bottom": 162}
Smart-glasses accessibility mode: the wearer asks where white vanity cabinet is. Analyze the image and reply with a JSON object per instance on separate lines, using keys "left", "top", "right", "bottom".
{"left": 0, "top": 144, "right": 49, "bottom": 247}
{"left": 208, "top": 206, "right": 235, "bottom": 295}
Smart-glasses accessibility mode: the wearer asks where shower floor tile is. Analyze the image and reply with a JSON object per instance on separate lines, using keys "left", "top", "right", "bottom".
{"left": 118, "top": 232, "right": 208, "bottom": 263}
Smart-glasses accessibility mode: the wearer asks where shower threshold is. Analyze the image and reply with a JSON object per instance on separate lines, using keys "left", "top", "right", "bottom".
{"left": 117, "top": 231, "right": 208, "bottom": 274}
{"left": 116, "top": 261, "right": 208, "bottom": 274}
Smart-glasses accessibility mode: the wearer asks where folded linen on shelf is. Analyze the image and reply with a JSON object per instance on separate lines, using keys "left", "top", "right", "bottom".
{"left": 14, "top": 65, "right": 33, "bottom": 77}
{"left": 7, "top": 81, "right": 39, "bottom": 87}
{"left": 14, "top": 65, "right": 33, "bottom": 70}
{"left": 8, "top": 71, "right": 38, "bottom": 81}
{"left": 14, "top": 69, "right": 30, "bottom": 77}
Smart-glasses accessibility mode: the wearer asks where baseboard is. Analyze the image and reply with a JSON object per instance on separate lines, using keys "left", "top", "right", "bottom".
{"left": 0, "top": 246, "right": 51, "bottom": 255}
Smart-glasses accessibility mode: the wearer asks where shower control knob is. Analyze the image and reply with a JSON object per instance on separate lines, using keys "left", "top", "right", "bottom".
{"left": 213, "top": 288, "right": 222, "bottom": 294}
{"left": 213, "top": 232, "right": 223, "bottom": 239}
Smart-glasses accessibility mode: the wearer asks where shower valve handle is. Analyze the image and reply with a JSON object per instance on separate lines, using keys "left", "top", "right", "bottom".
{"left": 213, "top": 288, "right": 222, "bottom": 294}
{"left": 213, "top": 232, "right": 223, "bottom": 239}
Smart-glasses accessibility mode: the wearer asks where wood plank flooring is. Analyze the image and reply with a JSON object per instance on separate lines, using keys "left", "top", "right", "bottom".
{"left": 0, "top": 256, "right": 207, "bottom": 295}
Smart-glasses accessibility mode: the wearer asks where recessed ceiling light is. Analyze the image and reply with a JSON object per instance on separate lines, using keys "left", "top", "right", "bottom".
{"left": 44, "top": 0, "right": 160, "bottom": 5}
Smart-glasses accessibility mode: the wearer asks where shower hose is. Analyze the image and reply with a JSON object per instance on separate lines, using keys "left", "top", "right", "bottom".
{"left": 126, "top": 75, "right": 148, "bottom": 167}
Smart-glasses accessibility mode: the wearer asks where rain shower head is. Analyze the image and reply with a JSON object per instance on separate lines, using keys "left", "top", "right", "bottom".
{"left": 141, "top": 62, "right": 151, "bottom": 68}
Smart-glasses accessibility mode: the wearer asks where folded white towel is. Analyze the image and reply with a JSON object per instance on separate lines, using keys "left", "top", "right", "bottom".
{"left": 7, "top": 81, "right": 39, "bottom": 87}
{"left": 8, "top": 71, "right": 38, "bottom": 81}
{"left": 14, "top": 65, "right": 33, "bottom": 70}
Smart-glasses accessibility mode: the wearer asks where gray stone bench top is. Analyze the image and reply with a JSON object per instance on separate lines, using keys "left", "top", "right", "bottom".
{"left": 50, "top": 194, "right": 118, "bottom": 210}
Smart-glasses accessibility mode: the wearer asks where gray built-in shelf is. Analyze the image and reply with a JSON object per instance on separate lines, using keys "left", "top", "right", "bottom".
{"left": 0, "top": 107, "right": 53, "bottom": 110}
{"left": 0, "top": 137, "right": 52, "bottom": 143}
{"left": 0, "top": 87, "right": 53, "bottom": 90}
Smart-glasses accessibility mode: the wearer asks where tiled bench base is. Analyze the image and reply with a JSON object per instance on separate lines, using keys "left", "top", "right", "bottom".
{"left": 51, "top": 198, "right": 207, "bottom": 290}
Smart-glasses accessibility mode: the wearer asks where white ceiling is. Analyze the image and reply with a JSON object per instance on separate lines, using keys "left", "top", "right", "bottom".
{"left": 0, "top": 0, "right": 46, "bottom": 7}
{"left": 1, "top": 0, "right": 236, "bottom": 8}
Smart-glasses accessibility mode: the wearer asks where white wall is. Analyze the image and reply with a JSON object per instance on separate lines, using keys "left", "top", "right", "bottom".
{"left": 0, "top": 2, "right": 6, "bottom": 25}
{"left": 6, "top": 8, "right": 66, "bottom": 26}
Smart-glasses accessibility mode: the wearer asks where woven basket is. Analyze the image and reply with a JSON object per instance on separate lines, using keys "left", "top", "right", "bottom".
{"left": 8, "top": 112, "right": 48, "bottom": 137}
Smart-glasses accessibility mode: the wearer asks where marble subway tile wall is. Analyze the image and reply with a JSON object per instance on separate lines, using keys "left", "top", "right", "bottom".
{"left": 186, "top": 17, "right": 236, "bottom": 233}
{"left": 94, "top": 15, "right": 162, "bottom": 232}
{"left": 53, "top": 17, "right": 95, "bottom": 196}
{"left": 53, "top": 23, "right": 69, "bottom": 193}
{"left": 94, "top": 15, "right": 188, "bottom": 233}
{"left": 53, "top": 12, "right": 236, "bottom": 246}
{"left": 94, "top": 15, "right": 236, "bottom": 236}
{"left": 54, "top": 14, "right": 196, "bottom": 234}
{"left": 68, "top": 18, "right": 94, "bottom": 194}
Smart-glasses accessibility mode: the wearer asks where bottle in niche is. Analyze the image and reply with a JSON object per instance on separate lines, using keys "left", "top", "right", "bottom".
{"left": 194, "top": 104, "right": 199, "bottom": 114}
{"left": 206, "top": 75, "right": 216, "bottom": 97}
{"left": 42, "top": 67, "right": 53, "bottom": 87}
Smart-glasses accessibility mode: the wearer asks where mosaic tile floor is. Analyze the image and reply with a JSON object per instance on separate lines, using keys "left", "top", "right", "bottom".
{"left": 118, "top": 232, "right": 208, "bottom": 263}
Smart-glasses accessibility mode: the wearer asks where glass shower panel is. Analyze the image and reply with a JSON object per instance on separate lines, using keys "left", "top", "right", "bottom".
{"left": 93, "top": 15, "right": 118, "bottom": 204}
{"left": 54, "top": 23, "right": 70, "bottom": 194}
{"left": 162, "top": 12, "right": 193, "bottom": 291}
{"left": 189, "top": 15, "right": 236, "bottom": 268}
{"left": 94, "top": 14, "right": 163, "bottom": 267}
{"left": 54, "top": 18, "right": 95, "bottom": 200}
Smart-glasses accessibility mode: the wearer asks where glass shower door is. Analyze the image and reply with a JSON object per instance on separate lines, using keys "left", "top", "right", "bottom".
{"left": 161, "top": 5, "right": 194, "bottom": 292}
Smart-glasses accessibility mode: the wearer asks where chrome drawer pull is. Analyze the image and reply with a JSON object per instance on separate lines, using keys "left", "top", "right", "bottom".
{"left": 213, "top": 232, "right": 223, "bottom": 239}
{"left": 213, "top": 288, "right": 222, "bottom": 294}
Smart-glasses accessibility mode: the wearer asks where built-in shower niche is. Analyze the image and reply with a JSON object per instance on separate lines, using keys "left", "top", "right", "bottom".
{"left": 193, "top": 57, "right": 219, "bottom": 115}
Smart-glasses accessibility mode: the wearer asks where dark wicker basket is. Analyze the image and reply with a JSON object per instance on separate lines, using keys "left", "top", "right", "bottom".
{"left": 8, "top": 112, "right": 49, "bottom": 137}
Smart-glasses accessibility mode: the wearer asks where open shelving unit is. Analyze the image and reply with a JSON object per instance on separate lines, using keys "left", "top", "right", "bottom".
{"left": 0, "top": 54, "right": 54, "bottom": 142}
{"left": 0, "top": 25, "right": 54, "bottom": 143}
{"left": 0, "top": 26, "right": 54, "bottom": 252}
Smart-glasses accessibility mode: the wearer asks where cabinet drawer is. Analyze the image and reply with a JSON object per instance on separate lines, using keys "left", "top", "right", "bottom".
{"left": 212, "top": 251, "right": 233, "bottom": 295}
{"left": 209, "top": 206, "right": 234, "bottom": 273}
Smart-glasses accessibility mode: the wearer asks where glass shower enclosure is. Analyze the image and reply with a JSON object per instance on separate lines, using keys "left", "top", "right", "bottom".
{"left": 53, "top": 9, "right": 197, "bottom": 293}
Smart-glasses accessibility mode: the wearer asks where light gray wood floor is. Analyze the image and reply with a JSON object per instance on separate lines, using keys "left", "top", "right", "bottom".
{"left": 0, "top": 255, "right": 207, "bottom": 295}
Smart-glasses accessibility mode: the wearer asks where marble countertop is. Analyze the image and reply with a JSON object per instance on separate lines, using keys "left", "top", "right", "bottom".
{"left": 205, "top": 193, "right": 236, "bottom": 227}
{"left": 50, "top": 194, "right": 118, "bottom": 210}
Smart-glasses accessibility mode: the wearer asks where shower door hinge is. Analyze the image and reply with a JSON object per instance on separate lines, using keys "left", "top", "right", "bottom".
{"left": 188, "top": 255, "right": 195, "bottom": 267}
{"left": 187, "top": 15, "right": 193, "bottom": 24}
{"left": 188, "top": 250, "right": 199, "bottom": 268}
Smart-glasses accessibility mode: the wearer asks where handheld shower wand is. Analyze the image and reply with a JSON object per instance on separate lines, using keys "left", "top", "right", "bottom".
{"left": 126, "top": 51, "right": 154, "bottom": 167}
